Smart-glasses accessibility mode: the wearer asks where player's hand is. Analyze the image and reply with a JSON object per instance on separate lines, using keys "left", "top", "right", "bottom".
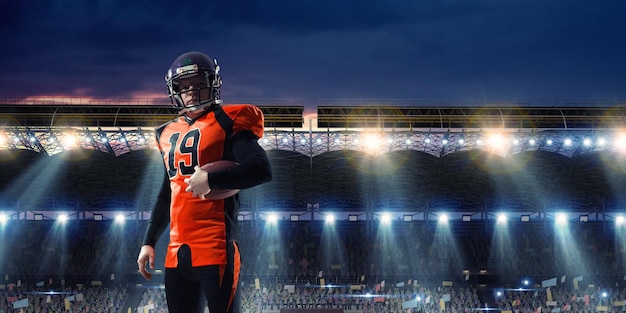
{"left": 184, "top": 165, "right": 211, "bottom": 198}
{"left": 137, "top": 245, "right": 156, "bottom": 280}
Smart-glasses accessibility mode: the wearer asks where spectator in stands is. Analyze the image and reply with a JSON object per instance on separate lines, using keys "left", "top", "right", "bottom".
{"left": 136, "top": 51, "right": 272, "bottom": 313}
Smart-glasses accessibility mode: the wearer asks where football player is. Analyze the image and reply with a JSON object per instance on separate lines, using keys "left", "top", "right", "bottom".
{"left": 137, "top": 51, "right": 272, "bottom": 313}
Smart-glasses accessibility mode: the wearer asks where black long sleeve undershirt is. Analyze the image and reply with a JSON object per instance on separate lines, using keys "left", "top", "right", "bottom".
{"left": 209, "top": 130, "right": 272, "bottom": 190}
{"left": 142, "top": 170, "right": 171, "bottom": 247}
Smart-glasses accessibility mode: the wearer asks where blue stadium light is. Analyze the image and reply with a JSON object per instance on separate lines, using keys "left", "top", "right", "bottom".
{"left": 564, "top": 138, "right": 572, "bottom": 146}
{"left": 438, "top": 213, "right": 449, "bottom": 224}
{"left": 325, "top": 214, "right": 335, "bottom": 224}
{"left": 58, "top": 213, "right": 69, "bottom": 223}
{"left": 555, "top": 212, "right": 568, "bottom": 226}
{"left": 616, "top": 215, "right": 625, "bottom": 226}
{"left": 380, "top": 213, "right": 392, "bottom": 225}
{"left": 496, "top": 213, "right": 507, "bottom": 224}
{"left": 115, "top": 214, "right": 126, "bottom": 224}
{"left": 266, "top": 213, "right": 278, "bottom": 225}
{"left": 0, "top": 213, "right": 8, "bottom": 225}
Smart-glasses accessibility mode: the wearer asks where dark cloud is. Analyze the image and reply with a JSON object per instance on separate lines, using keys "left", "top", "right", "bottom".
{"left": 1, "top": 0, "right": 625, "bottom": 109}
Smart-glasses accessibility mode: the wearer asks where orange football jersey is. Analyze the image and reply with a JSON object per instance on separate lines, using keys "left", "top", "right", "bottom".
{"left": 155, "top": 104, "right": 264, "bottom": 268}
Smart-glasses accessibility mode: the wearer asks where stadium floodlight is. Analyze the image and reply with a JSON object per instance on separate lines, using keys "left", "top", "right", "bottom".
{"left": 438, "top": 213, "right": 449, "bottom": 224}
{"left": 58, "top": 213, "right": 69, "bottom": 223}
{"left": 115, "top": 214, "right": 125, "bottom": 224}
{"left": 325, "top": 214, "right": 335, "bottom": 224}
{"left": 496, "top": 213, "right": 507, "bottom": 224}
{"left": 380, "top": 213, "right": 392, "bottom": 225}
{"left": 564, "top": 138, "right": 572, "bottom": 146}
{"left": 555, "top": 213, "right": 567, "bottom": 226}
{"left": 266, "top": 213, "right": 278, "bottom": 224}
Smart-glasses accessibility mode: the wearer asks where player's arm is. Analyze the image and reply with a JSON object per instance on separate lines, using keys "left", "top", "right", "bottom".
{"left": 209, "top": 130, "right": 272, "bottom": 190}
{"left": 137, "top": 170, "right": 170, "bottom": 280}
{"left": 142, "top": 170, "right": 171, "bottom": 246}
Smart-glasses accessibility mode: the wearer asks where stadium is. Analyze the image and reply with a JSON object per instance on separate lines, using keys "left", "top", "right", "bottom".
{"left": 2, "top": 100, "right": 626, "bottom": 312}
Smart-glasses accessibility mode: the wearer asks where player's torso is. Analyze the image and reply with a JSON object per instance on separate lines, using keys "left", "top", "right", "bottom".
{"left": 157, "top": 112, "right": 229, "bottom": 266}
{"left": 160, "top": 115, "right": 227, "bottom": 176}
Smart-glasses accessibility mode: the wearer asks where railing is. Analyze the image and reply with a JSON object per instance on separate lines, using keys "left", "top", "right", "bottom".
{"left": 0, "top": 97, "right": 171, "bottom": 106}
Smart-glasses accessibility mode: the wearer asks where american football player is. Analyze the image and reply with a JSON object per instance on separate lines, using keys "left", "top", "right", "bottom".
{"left": 137, "top": 51, "right": 272, "bottom": 313}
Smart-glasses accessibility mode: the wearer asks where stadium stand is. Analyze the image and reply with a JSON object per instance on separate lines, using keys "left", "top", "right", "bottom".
{"left": 3, "top": 103, "right": 626, "bottom": 312}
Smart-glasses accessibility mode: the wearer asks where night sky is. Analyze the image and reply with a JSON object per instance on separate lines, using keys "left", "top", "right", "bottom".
{"left": 1, "top": 1, "right": 625, "bottom": 113}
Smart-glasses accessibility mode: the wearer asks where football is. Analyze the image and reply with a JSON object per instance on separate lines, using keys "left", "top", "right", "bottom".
{"left": 200, "top": 160, "right": 240, "bottom": 199}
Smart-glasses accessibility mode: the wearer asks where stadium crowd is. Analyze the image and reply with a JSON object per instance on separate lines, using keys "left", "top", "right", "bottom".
{"left": 3, "top": 280, "right": 626, "bottom": 312}
{"left": 1, "top": 218, "right": 626, "bottom": 312}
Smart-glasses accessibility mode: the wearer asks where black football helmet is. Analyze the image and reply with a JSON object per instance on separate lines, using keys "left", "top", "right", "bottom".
{"left": 165, "top": 51, "right": 222, "bottom": 112}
